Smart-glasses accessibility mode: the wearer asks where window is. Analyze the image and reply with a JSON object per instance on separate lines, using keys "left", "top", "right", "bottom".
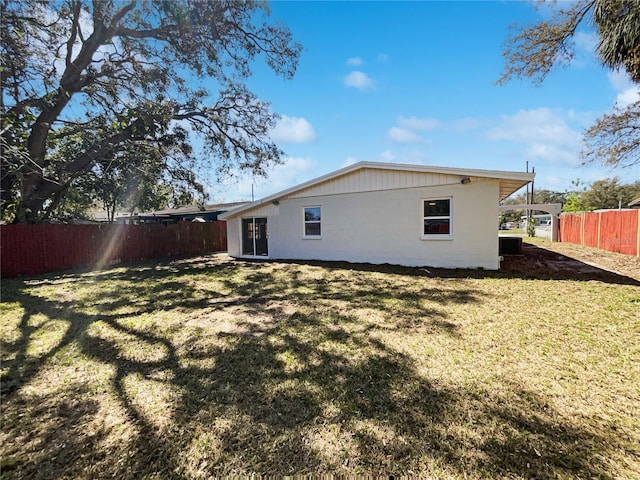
{"left": 423, "top": 198, "right": 451, "bottom": 237}
{"left": 304, "top": 206, "right": 321, "bottom": 237}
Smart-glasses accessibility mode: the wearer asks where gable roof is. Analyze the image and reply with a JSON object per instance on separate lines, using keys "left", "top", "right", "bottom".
{"left": 220, "top": 161, "right": 534, "bottom": 220}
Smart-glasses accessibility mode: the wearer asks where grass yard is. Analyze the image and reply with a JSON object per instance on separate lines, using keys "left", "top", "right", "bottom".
{"left": 1, "top": 245, "right": 639, "bottom": 478}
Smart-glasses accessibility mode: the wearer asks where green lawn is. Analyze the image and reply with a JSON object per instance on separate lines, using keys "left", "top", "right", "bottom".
{"left": 499, "top": 227, "right": 526, "bottom": 235}
{"left": 1, "top": 252, "right": 639, "bottom": 478}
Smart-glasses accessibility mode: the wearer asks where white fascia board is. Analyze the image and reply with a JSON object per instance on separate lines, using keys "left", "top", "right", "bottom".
{"left": 358, "top": 161, "right": 534, "bottom": 182}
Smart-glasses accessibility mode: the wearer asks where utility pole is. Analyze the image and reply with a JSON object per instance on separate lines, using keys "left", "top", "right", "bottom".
{"left": 525, "top": 161, "right": 530, "bottom": 231}
{"left": 528, "top": 165, "right": 536, "bottom": 237}
{"left": 531, "top": 167, "right": 535, "bottom": 205}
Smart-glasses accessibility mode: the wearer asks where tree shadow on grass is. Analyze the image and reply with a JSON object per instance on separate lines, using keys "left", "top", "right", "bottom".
{"left": 0, "top": 255, "right": 632, "bottom": 478}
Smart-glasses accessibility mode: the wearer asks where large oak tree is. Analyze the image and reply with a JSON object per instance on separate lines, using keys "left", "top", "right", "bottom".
{"left": 1, "top": 0, "right": 301, "bottom": 222}
{"left": 497, "top": 0, "right": 640, "bottom": 169}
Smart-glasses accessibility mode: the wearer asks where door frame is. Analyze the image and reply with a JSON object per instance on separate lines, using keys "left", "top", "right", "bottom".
{"left": 240, "top": 217, "right": 269, "bottom": 257}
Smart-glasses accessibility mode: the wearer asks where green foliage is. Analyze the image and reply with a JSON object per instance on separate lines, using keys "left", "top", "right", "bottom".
{"left": 561, "top": 177, "right": 640, "bottom": 211}
{"left": 526, "top": 216, "right": 536, "bottom": 237}
{"left": 1, "top": 0, "right": 302, "bottom": 222}
{"left": 583, "top": 177, "right": 640, "bottom": 209}
{"left": 499, "top": 178, "right": 639, "bottom": 215}
{"left": 44, "top": 121, "right": 206, "bottom": 221}
{"left": 593, "top": 0, "right": 640, "bottom": 82}
{"left": 562, "top": 192, "right": 589, "bottom": 212}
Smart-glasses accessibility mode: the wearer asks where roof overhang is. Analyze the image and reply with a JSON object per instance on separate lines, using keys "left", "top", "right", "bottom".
{"left": 499, "top": 203, "right": 563, "bottom": 215}
{"left": 220, "top": 161, "right": 534, "bottom": 219}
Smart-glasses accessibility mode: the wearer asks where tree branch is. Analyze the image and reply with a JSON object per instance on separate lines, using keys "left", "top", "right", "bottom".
{"left": 65, "top": 1, "right": 81, "bottom": 68}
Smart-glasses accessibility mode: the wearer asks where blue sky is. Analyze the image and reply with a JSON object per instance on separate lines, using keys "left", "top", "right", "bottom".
{"left": 207, "top": 1, "right": 640, "bottom": 202}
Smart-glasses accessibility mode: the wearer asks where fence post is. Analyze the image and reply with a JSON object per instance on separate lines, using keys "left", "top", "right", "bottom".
{"left": 597, "top": 212, "right": 602, "bottom": 250}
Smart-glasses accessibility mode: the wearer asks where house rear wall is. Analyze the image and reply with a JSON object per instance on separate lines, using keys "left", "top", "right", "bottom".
{"left": 227, "top": 179, "right": 501, "bottom": 269}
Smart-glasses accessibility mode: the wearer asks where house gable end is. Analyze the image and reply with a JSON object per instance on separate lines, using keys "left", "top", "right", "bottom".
{"left": 286, "top": 168, "right": 489, "bottom": 200}
{"left": 220, "top": 162, "right": 533, "bottom": 220}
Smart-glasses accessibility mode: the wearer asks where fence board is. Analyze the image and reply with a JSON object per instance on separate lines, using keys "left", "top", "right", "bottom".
{"left": 599, "top": 210, "right": 638, "bottom": 255}
{"left": 1, "top": 221, "right": 227, "bottom": 277}
{"left": 560, "top": 210, "right": 639, "bottom": 256}
{"left": 583, "top": 213, "right": 600, "bottom": 249}
{"left": 559, "top": 213, "right": 583, "bottom": 245}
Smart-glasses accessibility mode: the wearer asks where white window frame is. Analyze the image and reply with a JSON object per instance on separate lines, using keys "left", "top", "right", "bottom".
{"left": 421, "top": 197, "right": 453, "bottom": 240}
{"left": 303, "top": 205, "right": 322, "bottom": 239}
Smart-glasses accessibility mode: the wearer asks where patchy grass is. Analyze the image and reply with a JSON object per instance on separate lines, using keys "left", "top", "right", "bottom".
{"left": 1, "top": 251, "right": 639, "bottom": 479}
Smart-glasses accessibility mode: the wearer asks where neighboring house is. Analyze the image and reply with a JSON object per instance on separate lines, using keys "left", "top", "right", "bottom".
{"left": 114, "top": 202, "right": 248, "bottom": 224}
{"left": 219, "top": 162, "right": 534, "bottom": 270}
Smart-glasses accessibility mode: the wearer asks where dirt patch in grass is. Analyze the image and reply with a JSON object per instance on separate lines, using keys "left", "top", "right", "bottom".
{"left": 498, "top": 239, "right": 640, "bottom": 284}
{"left": 523, "top": 238, "right": 640, "bottom": 282}
{"left": 1, "top": 250, "right": 639, "bottom": 478}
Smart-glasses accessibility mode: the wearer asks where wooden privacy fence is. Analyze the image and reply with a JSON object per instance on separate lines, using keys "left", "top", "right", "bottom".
{"left": 560, "top": 210, "right": 640, "bottom": 256}
{"left": 1, "top": 221, "right": 227, "bottom": 277}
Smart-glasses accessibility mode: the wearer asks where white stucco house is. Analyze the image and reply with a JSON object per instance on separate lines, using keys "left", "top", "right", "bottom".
{"left": 219, "top": 162, "right": 534, "bottom": 270}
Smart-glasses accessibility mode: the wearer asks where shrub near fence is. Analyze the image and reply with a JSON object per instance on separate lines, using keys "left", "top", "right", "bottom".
{"left": 560, "top": 210, "right": 640, "bottom": 256}
{"left": 1, "top": 221, "right": 227, "bottom": 277}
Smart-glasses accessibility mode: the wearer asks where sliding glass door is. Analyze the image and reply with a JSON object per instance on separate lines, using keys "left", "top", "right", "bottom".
{"left": 241, "top": 217, "right": 268, "bottom": 256}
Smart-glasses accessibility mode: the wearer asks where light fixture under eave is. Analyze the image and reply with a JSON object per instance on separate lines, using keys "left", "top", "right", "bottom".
{"left": 460, "top": 177, "right": 471, "bottom": 184}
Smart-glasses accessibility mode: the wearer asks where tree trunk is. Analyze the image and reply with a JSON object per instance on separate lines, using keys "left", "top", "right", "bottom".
{"left": 14, "top": 172, "right": 62, "bottom": 223}
{"left": 16, "top": 17, "right": 112, "bottom": 223}
{"left": 15, "top": 127, "right": 135, "bottom": 222}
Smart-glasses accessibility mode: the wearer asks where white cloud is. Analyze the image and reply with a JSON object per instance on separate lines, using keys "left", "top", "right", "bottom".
{"left": 229, "top": 157, "right": 318, "bottom": 200}
{"left": 525, "top": 143, "right": 577, "bottom": 166}
{"left": 378, "top": 149, "right": 425, "bottom": 165}
{"left": 386, "top": 126, "right": 422, "bottom": 143}
{"left": 541, "top": 170, "right": 608, "bottom": 191}
{"left": 265, "top": 156, "right": 317, "bottom": 185}
{"left": 607, "top": 69, "right": 631, "bottom": 92}
{"left": 572, "top": 31, "right": 599, "bottom": 67}
{"left": 574, "top": 31, "right": 598, "bottom": 53}
{"left": 616, "top": 88, "right": 640, "bottom": 107}
{"left": 397, "top": 116, "right": 441, "bottom": 131}
{"left": 379, "top": 150, "right": 397, "bottom": 162}
{"left": 341, "top": 157, "right": 358, "bottom": 168}
{"left": 487, "top": 109, "right": 571, "bottom": 142}
{"left": 346, "top": 57, "right": 364, "bottom": 66}
{"left": 399, "top": 149, "right": 427, "bottom": 165}
{"left": 451, "top": 117, "right": 490, "bottom": 131}
{"left": 486, "top": 108, "right": 582, "bottom": 165}
{"left": 385, "top": 115, "right": 441, "bottom": 144}
{"left": 344, "top": 70, "right": 375, "bottom": 91}
{"left": 377, "top": 53, "right": 389, "bottom": 62}
{"left": 270, "top": 115, "right": 317, "bottom": 143}
{"left": 607, "top": 70, "right": 640, "bottom": 107}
